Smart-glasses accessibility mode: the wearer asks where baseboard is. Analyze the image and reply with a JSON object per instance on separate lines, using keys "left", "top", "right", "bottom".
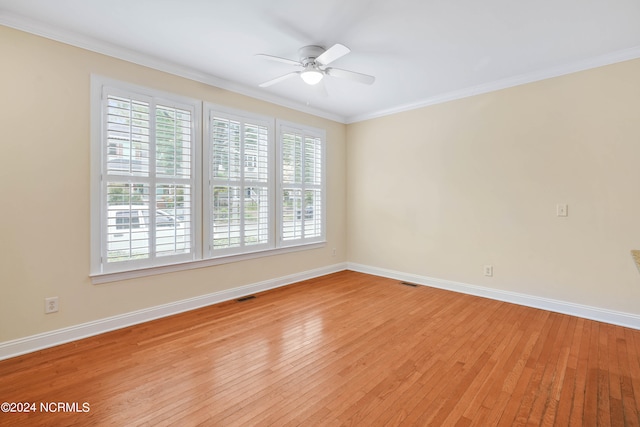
{"left": 347, "top": 262, "right": 640, "bottom": 330}
{"left": 5, "top": 261, "right": 637, "bottom": 361}
{"left": 0, "top": 262, "right": 348, "bottom": 361}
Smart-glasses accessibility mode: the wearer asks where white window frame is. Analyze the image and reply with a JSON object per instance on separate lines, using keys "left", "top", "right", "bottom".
{"left": 277, "top": 120, "right": 326, "bottom": 247}
{"left": 90, "top": 77, "right": 326, "bottom": 283}
{"left": 203, "top": 104, "right": 275, "bottom": 258}
{"left": 90, "top": 76, "right": 202, "bottom": 275}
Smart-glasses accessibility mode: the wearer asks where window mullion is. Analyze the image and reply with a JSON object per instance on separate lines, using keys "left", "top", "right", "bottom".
{"left": 239, "top": 120, "right": 245, "bottom": 249}
{"left": 300, "top": 135, "right": 305, "bottom": 240}
{"left": 148, "top": 99, "right": 157, "bottom": 262}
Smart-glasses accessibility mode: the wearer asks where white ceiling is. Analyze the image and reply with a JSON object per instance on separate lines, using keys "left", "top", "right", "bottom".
{"left": 2, "top": 0, "right": 640, "bottom": 123}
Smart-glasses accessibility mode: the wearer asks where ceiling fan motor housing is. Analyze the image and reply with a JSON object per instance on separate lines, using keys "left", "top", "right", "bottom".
{"left": 298, "top": 45, "right": 325, "bottom": 65}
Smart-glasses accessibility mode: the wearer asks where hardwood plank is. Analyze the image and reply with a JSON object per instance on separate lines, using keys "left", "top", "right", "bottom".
{"left": 583, "top": 321, "right": 600, "bottom": 427}
{"left": 606, "top": 324, "right": 624, "bottom": 427}
{"left": 512, "top": 313, "right": 563, "bottom": 426}
{"left": 0, "top": 270, "right": 639, "bottom": 426}
{"left": 553, "top": 317, "right": 584, "bottom": 426}
{"left": 495, "top": 311, "right": 553, "bottom": 427}
{"left": 435, "top": 305, "right": 524, "bottom": 426}
{"left": 623, "top": 328, "right": 640, "bottom": 426}
{"left": 569, "top": 319, "right": 593, "bottom": 426}
{"left": 539, "top": 316, "right": 576, "bottom": 427}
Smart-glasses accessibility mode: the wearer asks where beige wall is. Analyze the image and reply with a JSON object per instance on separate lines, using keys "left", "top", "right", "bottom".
{"left": 0, "top": 26, "right": 347, "bottom": 342}
{"left": 347, "top": 58, "right": 640, "bottom": 314}
{"left": 2, "top": 23, "right": 640, "bottom": 345}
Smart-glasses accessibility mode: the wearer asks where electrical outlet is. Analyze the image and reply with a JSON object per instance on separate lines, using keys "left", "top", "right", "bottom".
{"left": 483, "top": 265, "right": 493, "bottom": 277}
{"left": 332, "top": 248, "right": 336, "bottom": 257}
{"left": 45, "top": 297, "right": 59, "bottom": 314}
{"left": 556, "top": 204, "right": 568, "bottom": 217}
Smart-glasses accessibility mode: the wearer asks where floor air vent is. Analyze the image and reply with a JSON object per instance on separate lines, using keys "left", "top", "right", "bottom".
{"left": 237, "top": 295, "right": 256, "bottom": 302}
{"left": 400, "top": 281, "right": 419, "bottom": 287}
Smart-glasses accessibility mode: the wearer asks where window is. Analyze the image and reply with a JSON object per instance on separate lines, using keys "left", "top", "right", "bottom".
{"left": 92, "top": 78, "right": 325, "bottom": 280}
{"left": 92, "top": 81, "right": 199, "bottom": 274}
{"left": 205, "top": 108, "right": 273, "bottom": 257}
{"left": 278, "top": 121, "right": 325, "bottom": 246}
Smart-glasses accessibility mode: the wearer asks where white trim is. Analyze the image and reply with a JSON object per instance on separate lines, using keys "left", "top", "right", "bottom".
{"left": 5, "top": 262, "right": 639, "bottom": 360}
{"left": 89, "top": 77, "right": 103, "bottom": 274}
{"left": 345, "top": 45, "right": 640, "bottom": 123}
{"left": 347, "top": 263, "right": 640, "bottom": 330}
{"left": 0, "top": 263, "right": 348, "bottom": 361}
{"left": 4, "top": 11, "right": 639, "bottom": 125}
{"left": 91, "top": 241, "right": 326, "bottom": 284}
{"left": 0, "top": 12, "right": 344, "bottom": 124}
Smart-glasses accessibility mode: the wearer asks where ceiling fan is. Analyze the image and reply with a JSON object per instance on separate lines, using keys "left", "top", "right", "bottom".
{"left": 256, "top": 44, "right": 375, "bottom": 88}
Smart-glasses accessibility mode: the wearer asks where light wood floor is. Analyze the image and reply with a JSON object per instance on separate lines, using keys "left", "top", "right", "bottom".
{"left": 1, "top": 270, "right": 640, "bottom": 426}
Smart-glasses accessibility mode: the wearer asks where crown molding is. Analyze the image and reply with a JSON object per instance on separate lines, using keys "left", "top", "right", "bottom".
{"left": 345, "top": 45, "right": 640, "bottom": 123}
{"left": 3, "top": 11, "right": 640, "bottom": 126}
{"left": 0, "top": 12, "right": 347, "bottom": 124}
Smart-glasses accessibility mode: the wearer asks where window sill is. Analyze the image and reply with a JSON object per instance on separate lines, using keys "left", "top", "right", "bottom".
{"left": 90, "top": 242, "right": 326, "bottom": 285}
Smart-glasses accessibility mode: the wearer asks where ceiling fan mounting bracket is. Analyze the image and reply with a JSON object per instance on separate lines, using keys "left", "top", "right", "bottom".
{"left": 298, "top": 45, "right": 325, "bottom": 63}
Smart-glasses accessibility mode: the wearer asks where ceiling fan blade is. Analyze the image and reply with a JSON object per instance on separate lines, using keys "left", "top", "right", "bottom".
{"left": 259, "top": 72, "right": 300, "bottom": 88}
{"left": 325, "top": 67, "right": 375, "bottom": 85}
{"left": 316, "top": 43, "right": 350, "bottom": 66}
{"left": 255, "top": 54, "right": 301, "bottom": 67}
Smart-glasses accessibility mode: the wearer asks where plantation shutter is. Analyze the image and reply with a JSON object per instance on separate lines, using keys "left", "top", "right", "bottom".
{"left": 280, "top": 125, "right": 324, "bottom": 245}
{"left": 101, "top": 88, "right": 195, "bottom": 272}
{"left": 209, "top": 112, "right": 271, "bottom": 256}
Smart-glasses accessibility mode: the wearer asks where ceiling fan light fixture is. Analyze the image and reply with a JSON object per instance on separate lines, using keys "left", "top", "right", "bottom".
{"left": 258, "top": 44, "right": 374, "bottom": 88}
{"left": 300, "top": 67, "right": 323, "bottom": 85}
